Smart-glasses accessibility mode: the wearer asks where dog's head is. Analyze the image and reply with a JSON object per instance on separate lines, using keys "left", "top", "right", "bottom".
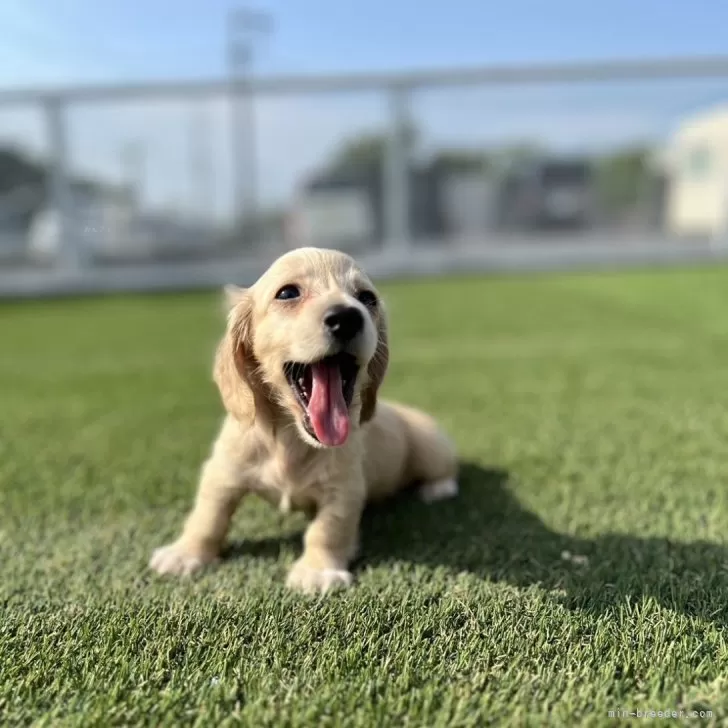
{"left": 214, "top": 247, "right": 389, "bottom": 448}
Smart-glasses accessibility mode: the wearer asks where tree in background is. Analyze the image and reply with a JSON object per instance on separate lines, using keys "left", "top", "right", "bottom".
{"left": 321, "top": 125, "right": 545, "bottom": 178}
{"left": 429, "top": 148, "right": 490, "bottom": 173}
{"left": 0, "top": 147, "right": 46, "bottom": 231}
{"left": 489, "top": 142, "right": 544, "bottom": 172}
{"left": 595, "top": 145, "right": 652, "bottom": 219}
{"left": 0, "top": 147, "right": 44, "bottom": 193}
{"left": 324, "top": 123, "right": 418, "bottom": 176}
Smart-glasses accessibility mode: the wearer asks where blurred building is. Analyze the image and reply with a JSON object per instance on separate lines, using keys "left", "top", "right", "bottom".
{"left": 289, "top": 171, "right": 377, "bottom": 252}
{"left": 287, "top": 164, "right": 445, "bottom": 252}
{"left": 494, "top": 157, "right": 596, "bottom": 232}
{"left": 28, "top": 182, "right": 136, "bottom": 263}
{"left": 664, "top": 105, "right": 728, "bottom": 239}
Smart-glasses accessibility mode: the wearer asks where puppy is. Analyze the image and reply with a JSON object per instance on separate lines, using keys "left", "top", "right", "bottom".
{"left": 150, "top": 247, "right": 457, "bottom": 594}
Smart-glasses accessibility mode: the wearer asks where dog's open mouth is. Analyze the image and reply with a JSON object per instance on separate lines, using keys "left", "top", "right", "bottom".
{"left": 284, "top": 352, "right": 359, "bottom": 447}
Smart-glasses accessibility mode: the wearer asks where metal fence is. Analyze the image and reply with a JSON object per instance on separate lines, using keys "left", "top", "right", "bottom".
{"left": 3, "top": 56, "right": 728, "bottom": 297}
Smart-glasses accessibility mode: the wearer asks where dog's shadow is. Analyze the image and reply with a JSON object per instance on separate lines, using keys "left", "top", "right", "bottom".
{"left": 229, "top": 462, "right": 728, "bottom": 625}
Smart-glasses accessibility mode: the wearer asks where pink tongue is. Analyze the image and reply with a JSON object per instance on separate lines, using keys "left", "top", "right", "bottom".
{"left": 307, "top": 361, "right": 350, "bottom": 447}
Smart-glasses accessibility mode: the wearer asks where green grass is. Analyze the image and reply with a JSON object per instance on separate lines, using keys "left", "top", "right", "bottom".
{"left": 2, "top": 266, "right": 728, "bottom": 726}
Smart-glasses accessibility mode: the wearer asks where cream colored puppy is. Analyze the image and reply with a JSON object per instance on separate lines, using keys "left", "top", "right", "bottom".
{"left": 150, "top": 247, "right": 457, "bottom": 594}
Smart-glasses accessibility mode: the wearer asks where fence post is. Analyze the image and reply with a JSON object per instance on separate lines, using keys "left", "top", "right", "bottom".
{"left": 45, "top": 95, "right": 80, "bottom": 270}
{"left": 383, "top": 84, "right": 411, "bottom": 255}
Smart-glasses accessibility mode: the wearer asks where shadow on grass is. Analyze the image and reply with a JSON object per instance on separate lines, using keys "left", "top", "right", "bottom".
{"left": 228, "top": 462, "right": 728, "bottom": 624}
{"left": 362, "top": 463, "right": 728, "bottom": 624}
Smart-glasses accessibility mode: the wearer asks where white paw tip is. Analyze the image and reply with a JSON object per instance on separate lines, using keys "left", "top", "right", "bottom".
{"left": 419, "top": 477, "right": 459, "bottom": 503}
{"left": 286, "top": 564, "right": 353, "bottom": 594}
{"left": 149, "top": 544, "right": 207, "bottom": 577}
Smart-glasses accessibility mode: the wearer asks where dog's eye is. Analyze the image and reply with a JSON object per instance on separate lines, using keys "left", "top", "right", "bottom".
{"left": 275, "top": 284, "right": 301, "bottom": 301}
{"left": 356, "top": 290, "right": 378, "bottom": 308}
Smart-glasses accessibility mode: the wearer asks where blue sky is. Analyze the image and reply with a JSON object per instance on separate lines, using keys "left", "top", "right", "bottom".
{"left": 1, "top": 1, "right": 727, "bottom": 216}
{"left": 1, "top": 0, "right": 727, "bottom": 84}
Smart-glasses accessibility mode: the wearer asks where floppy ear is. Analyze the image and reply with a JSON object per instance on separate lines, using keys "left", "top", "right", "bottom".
{"left": 212, "top": 287, "right": 260, "bottom": 425}
{"left": 360, "top": 305, "right": 389, "bottom": 424}
{"left": 223, "top": 284, "right": 247, "bottom": 310}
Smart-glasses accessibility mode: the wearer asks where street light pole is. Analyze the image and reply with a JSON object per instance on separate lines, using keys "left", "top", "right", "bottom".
{"left": 226, "top": 6, "right": 272, "bottom": 246}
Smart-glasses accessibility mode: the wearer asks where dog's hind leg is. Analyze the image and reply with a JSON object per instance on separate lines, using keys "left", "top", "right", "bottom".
{"left": 419, "top": 476, "right": 459, "bottom": 503}
{"left": 392, "top": 404, "right": 459, "bottom": 504}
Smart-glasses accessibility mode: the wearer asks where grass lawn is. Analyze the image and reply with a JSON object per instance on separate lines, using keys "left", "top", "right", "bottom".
{"left": 2, "top": 265, "right": 728, "bottom": 726}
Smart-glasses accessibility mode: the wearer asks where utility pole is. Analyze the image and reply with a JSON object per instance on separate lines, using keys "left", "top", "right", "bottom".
{"left": 226, "top": 6, "right": 272, "bottom": 245}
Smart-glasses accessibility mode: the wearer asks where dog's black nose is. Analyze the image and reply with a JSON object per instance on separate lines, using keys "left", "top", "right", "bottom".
{"left": 324, "top": 305, "right": 364, "bottom": 342}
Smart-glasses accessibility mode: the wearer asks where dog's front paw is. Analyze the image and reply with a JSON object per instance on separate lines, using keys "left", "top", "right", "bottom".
{"left": 286, "top": 558, "right": 353, "bottom": 595}
{"left": 149, "top": 541, "right": 216, "bottom": 577}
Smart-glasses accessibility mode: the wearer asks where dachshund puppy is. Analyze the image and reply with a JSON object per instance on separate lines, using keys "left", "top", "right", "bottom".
{"left": 150, "top": 247, "right": 457, "bottom": 593}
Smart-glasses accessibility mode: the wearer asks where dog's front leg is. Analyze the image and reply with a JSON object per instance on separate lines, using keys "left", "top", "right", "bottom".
{"left": 286, "top": 476, "right": 366, "bottom": 595}
{"left": 149, "top": 456, "right": 247, "bottom": 577}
